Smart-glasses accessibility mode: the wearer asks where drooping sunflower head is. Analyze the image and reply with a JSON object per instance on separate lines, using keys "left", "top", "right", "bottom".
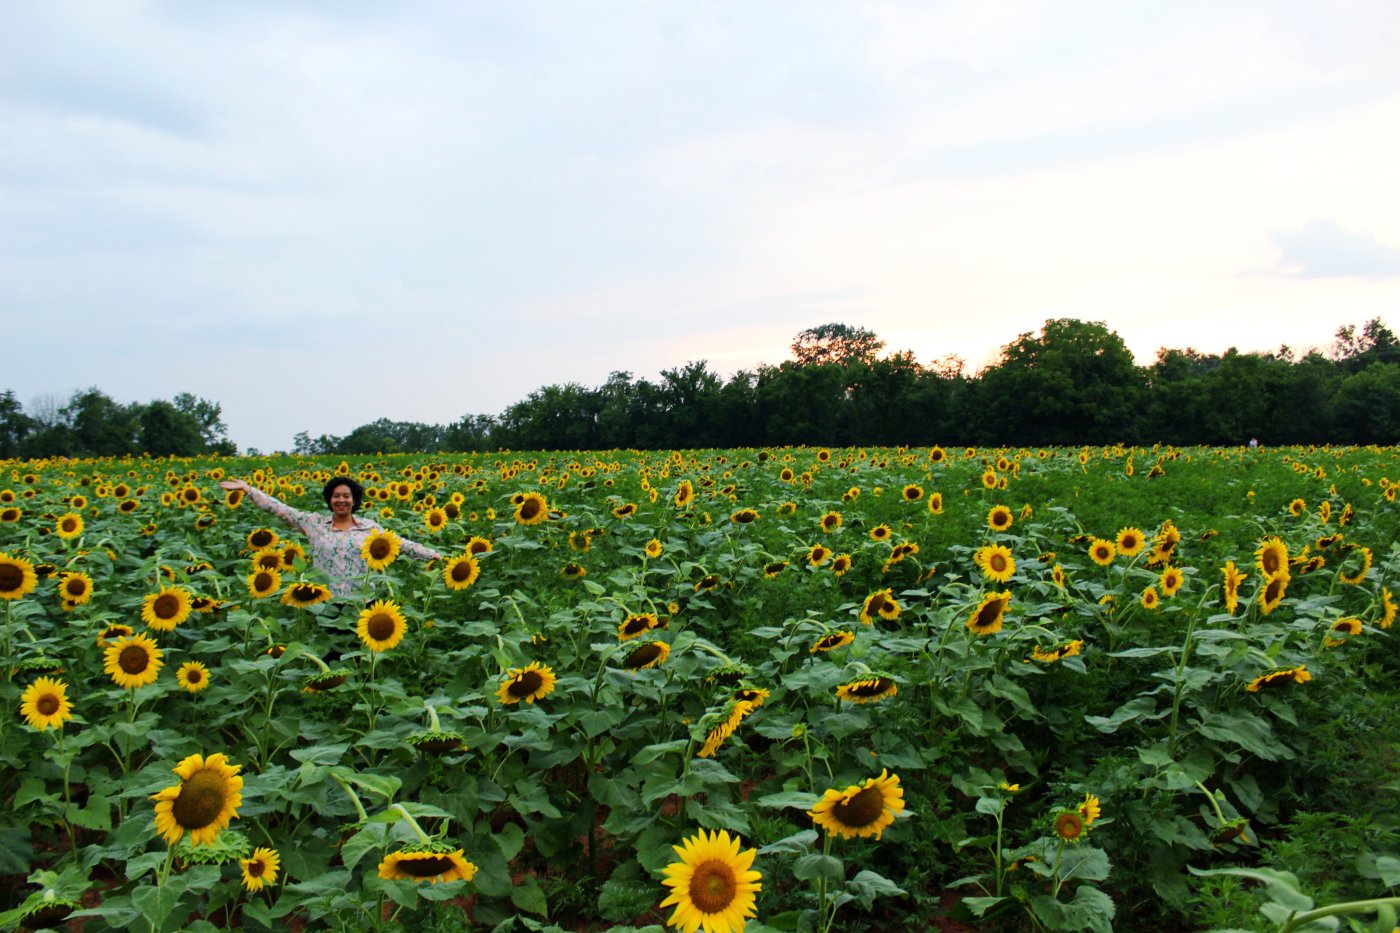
{"left": 623, "top": 640, "right": 670, "bottom": 672}
{"left": 357, "top": 599, "right": 407, "bottom": 653}
{"left": 618, "top": 612, "right": 658, "bottom": 641}
{"left": 104, "top": 633, "right": 164, "bottom": 689}
{"left": 809, "top": 769, "right": 905, "bottom": 840}
{"left": 859, "top": 589, "right": 899, "bottom": 626}
{"left": 835, "top": 675, "right": 898, "bottom": 704}
{"left": 150, "top": 752, "right": 244, "bottom": 846}
{"left": 497, "top": 661, "right": 557, "bottom": 704}
{"left": 967, "top": 591, "right": 1011, "bottom": 636}
{"left": 281, "top": 582, "right": 333, "bottom": 608}
{"left": 811, "top": 630, "right": 856, "bottom": 653}
{"left": 659, "top": 829, "right": 762, "bottom": 933}
{"left": 1325, "top": 616, "right": 1363, "bottom": 647}
{"left": 730, "top": 509, "right": 759, "bottom": 525}
{"left": 378, "top": 846, "right": 479, "bottom": 885}
{"left": 612, "top": 502, "right": 638, "bottom": 519}
{"left": 142, "top": 586, "right": 193, "bottom": 632}
{"left": 97, "top": 623, "right": 134, "bottom": 646}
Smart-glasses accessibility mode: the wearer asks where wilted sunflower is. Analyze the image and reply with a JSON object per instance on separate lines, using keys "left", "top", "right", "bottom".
{"left": 1245, "top": 665, "right": 1312, "bottom": 692}
{"left": 697, "top": 699, "right": 754, "bottom": 758}
{"left": 1088, "top": 538, "right": 1116, "bottom": 566}
{"left": 1256, "top": 537, "right": 1289, "bottom": 578}
{"left": 379, "top": 847, "right": 478, "bottom": 884}
{"left": 104, "top": 633, "right": 164, "bottom": 689}
{"left": 281, "top": 582, "right": 333, "bottom": 608}
{"left": 901, "top": 484, "right": 924, "bottom": 502}
{"left": 20, "top": 676, "right": 74, "bottom": 731}
{"left": 859, "top": 589, "right": 900, "bottom": 626}
{"left": 150, "top": 752, "right": 244, "bottom": 845}
{"left": 624, "top": 641, "right": 670, "bottom": 672}
{"left": 1259, "top": 571, "right": 1289, "bottom": 615}
{"left": 177, "top": 661, "right": 211, "bottom": 693}
{"left": 967, "top": 591, "right": 1011, "bottom": 636}
{"left": 142, "top": 586, "right": 193, "bottom": 631}
{"left": 835, "top": 675, "right": 898, "bottom": 704}
{"left": 0, "top": 552, "right": 39, "bottom": 601}
{"left": 57, "top": 571, "right": 94, "bottom": 606}
{"left": 1115, "top": 527, "right": 1145, "bottom": 557}
{"left": 1325, "top": 616, "right": 1363, "bottom": 648}
{"left": 357, "top": 600, "right": 407, "bottom": 652}
{"left": 1160, "top": 566, "right": 1184, "bottom": 597}
{"left": 618, "top": 612, "right": 659, "bottom": 641}
{"left": 55, "top": 512, "right": 84, "bottom": 540}
{"left": 976, "top": 544, "right": 1016, "bottom": 584}
{"left": 240, "top": 847, "right": 280, "bottom": 892}
{"left": 361, "top": 529, "right": 401, "bottom": 571}
{"left": 498, "top": 661, "right": 557, "bottom": 704}
{"left": 809, "top": 769, "right": 905, "bottom": 840}
{"left": 659, "top": 829, "right": 762, "bottom": 933}
{"left": 1221, "top": 561, "right": 1247, "bottom": 614}
{"left": 987, "top": 505, "right": 1013, "bottom": 531}
{"left": 246, "top": 568, "right": 281, "bottom": 600}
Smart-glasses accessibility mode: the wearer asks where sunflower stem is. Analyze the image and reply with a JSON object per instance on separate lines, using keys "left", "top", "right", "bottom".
{"left": 330, "top": 774, "right": 370, "bottom": 823}
{"left": 1194, "top": 781, "right": 1229, "bottom": 826}
{"left": 1279, "top": 896, "right": 1400, "bottom": 933}
{"left": 389, "top": 804, "right": 434, "bottom": 845}
{"left": 423, "top": 702, "right": 442, "bottom": 734}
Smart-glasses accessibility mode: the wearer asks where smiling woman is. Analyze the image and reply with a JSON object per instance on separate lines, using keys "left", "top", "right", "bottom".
{"left": 219, "top": 477, "right": 441, "bottom": 599}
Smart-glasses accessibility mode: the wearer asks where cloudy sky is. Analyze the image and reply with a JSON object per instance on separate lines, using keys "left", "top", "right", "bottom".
{"left": 4, "top": 1, "right": 1399, "bottom": 452}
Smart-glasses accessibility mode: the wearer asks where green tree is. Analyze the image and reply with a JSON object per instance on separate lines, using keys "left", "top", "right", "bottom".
{"left": 137, "top": 400, "right": 206, "bottom": 456}
{"left": 62, "top": 388, "right": 140, "bottom": 456}
{"left": 0, "top": 391, "right": 32, "bottom": 458}
{"left": 790, "top": 323, "right": 885, "bottom": 367}
{"left": 1331, "top": 362, "right": 1400, "bottom": 443}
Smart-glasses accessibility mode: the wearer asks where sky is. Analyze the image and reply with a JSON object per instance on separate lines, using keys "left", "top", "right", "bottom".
{"left": 3, "top": 1, "right": 1399, "bottom": 453}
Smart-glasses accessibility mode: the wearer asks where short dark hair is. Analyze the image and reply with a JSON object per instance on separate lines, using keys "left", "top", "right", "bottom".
{"left": 322, "top": 476, "right": 364, "bottom": 513}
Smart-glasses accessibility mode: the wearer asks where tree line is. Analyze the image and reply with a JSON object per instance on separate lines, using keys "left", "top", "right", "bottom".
{"left": 4, "top": 318, "right": 1397, "bottom": 459}
{"left": 0, "top": 389, "right": 234, "bottom": 459}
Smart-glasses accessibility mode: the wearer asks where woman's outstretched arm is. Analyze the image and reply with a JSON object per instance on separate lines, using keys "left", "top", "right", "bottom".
{"left": 219, "top": 480, "right": 317, "bottom": 535}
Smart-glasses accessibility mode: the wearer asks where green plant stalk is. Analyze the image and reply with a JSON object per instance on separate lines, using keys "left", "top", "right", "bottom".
{"left": 423, "top": 701, "right": 442, "bottom": 734}
{"left": 1279, "top": 896, "right": 1400, "bottom": 933}
{"left": 1167, "top": 586, "right": 1215, "bottom": 756}
{"left": 388, "top": 804, "right": 436, "bottom": 845}
{"left": 330, "top": 774, "right": 370, "bottom": 823}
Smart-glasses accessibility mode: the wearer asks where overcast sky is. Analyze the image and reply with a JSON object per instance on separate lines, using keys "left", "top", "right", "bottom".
{"left": 4, "top": 1, "right": 1399, "bottom": 452}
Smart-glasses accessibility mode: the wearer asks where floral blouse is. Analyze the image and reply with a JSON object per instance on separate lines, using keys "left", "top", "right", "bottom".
{"left": 245, "top": 488, "right": 440, "bottom": 599}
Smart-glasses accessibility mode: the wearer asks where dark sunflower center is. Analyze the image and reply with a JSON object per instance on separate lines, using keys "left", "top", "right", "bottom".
{"left": 469, "top": 541, "right": 488, "bottom": 554}
{"left": 975, "top": 601, "right": 1003, "bottom": 629}
{"left": 119, "top": 645, "right": 151, "bottom": 674}
{"left": 817, "top": 635, "right": 840, "bottom": 650}
{"left": 519, "top": 499, "right": 541, "bottom": 520}
{"left": 251, "top": 531, "right": 273, "bottom": 548}
{"left": 247, "top": 859, "right": 266, "bottom": 877}
{"left": 1262, "top": 552, "right": 1280, "bottom": 575}
{"left": 851, "top": 678, "right": 891, "bottom": 697}
{"left": 1124, "top": 535, "right": 1138, "bottom": 549}
{"left": 622, "top": 617, "right": 649, "bottom": 635}
{"left": 627, "top": 645, "right": 661, "bottom": 668}
{"left": 1056, "top": 813, "right": 1083, "bottom": 839}
{"left": 832, "top": 785, "right": 885, "bottom": 829}
{"left": 1265, "top": 579, "right": 1283, "bottom": 601}
{"left": 450, "top": 562, "right": 473, "bottom": 582}
{"left": 154, "top": 594, "right": 180, "bottom": 619}
{"left": 61, "top": 519, "right": 78, "bottom": 532}
{"left": 171, "top": 769, "right": 228, "bottom": 830}
{"left": 65, "top": 578, "right": 86, "bottom": 596}
{"left": 989, "top": 554, "right": 1008, "bottom": 573}
{"left": 689, "top": 860, "right": 738, "bottom": 914}
{"left": 292, "top": 585, "right": 319, "bottom": 601}
{"left": 507, "top": 670, "right": 543, "bottom": 697}
{"left": 36, "top": 694, "right": 61, "bottom": 716}
{"left": 259, "top": 555, "right": 280, "bottom": 569}
{"left": 369, "top": 539, "right": 391, "bottom": 559}
{"left": 398, "top": 854, "right": 453, "bottom": 877}
{"left": 366, "top": 613, "right": 396, "bottom": 641}
{"left": 186, "top": 668, "right": 203, "bottom": 683}
{"left": 255, "top": 573, "right": 274, "bottom": 591}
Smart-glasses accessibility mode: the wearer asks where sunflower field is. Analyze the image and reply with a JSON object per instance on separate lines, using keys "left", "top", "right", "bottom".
{"left": 2, "top": 445, "right": 1399, "bottom": 932}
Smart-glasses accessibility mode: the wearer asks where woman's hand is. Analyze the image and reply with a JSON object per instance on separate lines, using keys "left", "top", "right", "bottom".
{"left": 219, "top": 479, "right": 253, "bottom": 493}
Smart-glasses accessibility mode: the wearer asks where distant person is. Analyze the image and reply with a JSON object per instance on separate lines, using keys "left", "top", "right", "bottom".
{"left": 219, "top": 476, "right": 442, "bottom": 600}
{"left": 1249, "top": 438, "right": 1259, "bottom": 448}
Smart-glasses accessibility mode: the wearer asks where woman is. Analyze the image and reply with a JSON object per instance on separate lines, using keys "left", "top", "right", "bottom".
{"left": 220, "top": 476, "right": 442, "bottom": 599}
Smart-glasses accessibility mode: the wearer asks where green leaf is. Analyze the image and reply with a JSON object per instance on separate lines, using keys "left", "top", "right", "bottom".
{"left": 791, "top": 853, "right": 844, "bottom": 883}
{"left": 290, "top": 743, "right": 349, "bottom": 766}
{"left": 846, "top": 869, "right": 905, "bottom": 910}
{"left": 1375, "top": 855, "right": 1400, "bottom": 888}
{"left": 1031, "top": 884, "right": 1116, "bottom": 933}
{"left": 757, "top": 829, "right": 817, "bottom": 856}
{"left": 1188, "top": 866, "right": 1314, "bottom": 911}
{"left": 755, "top": 790, "right": 820, "bottom": 810}
{"left": 1195, "top": 710, "right": 1294, "bottom": 762}
{"left": 632, "top": 740, "right": 687, "bottom": 765}
{"left": 1083, "top": 696, "right": 1157, "bottom": 734}
{"left": 962, "top": 896, "right": 1009, "bottom": 918}
{"left": 510, "top": 875, "right": 549, "bottom": 917}
{"left": 66, "top": 796, "right": 112, "bottom": 831}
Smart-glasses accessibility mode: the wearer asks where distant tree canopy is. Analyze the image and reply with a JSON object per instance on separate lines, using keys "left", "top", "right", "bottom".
{"left": 6, "top": 317, "right": 1397, "bottom": 458}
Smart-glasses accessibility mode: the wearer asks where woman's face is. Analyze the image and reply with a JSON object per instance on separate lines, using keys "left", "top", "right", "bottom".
{"left": 329, "top": 484, "right": 356, "bottom": 518}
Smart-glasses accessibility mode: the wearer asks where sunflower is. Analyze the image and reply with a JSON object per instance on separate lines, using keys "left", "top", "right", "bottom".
{"left": 247, "top": 528, "right": 279, "bottom": 550}
{"left": 1256, "top": 537, "right": 1289, "bottom": 578}
{"left": 1337, "top": 546, "right": 1372, "bottom": 585}
{"left": 1078, "top": 794, "right": 1102, "bottom": 825}
{"left": 562, "top": 563, "right": 586, "bottom": 579}
{"left": 967, "top": 591, "right": 1011, "bottom": 636}
{"left": 1141, "top": 586, "right": 1160, "bottom": 610}
{"left": 830, "top": 554, "right": 852, "bottom": 576}
{"left": 1051, "top": 564, "right": 1067, "bottom": 588}
{"left": 0, "top": 506, "right": 20, "bottom": 522}
{"left": 728, "top": 509, "right": 758, "bottom": 526}
{"left": 423, "top": 507, "right": 448, "bottom": 533}
{"left": 1259, "top": 571, "right": 1289, "bottom": 615}
{"left": 1115, "top": 527, "right": 1145, "bottom": 557}
{"left": 1159, "top": 566, "right": 1184, "bottom": 597}
{"left": 697, "top": 700, "right": 754, "bottom": 759}
{"left": 281, "top": 581, "right": 333, "bottom": 608}
{"left": 659, "top": 829, "right": 762, "bottom": 933}
{"left": 1381, "top": 588, "right": 1397, "bottom": 630}
{"left": 807, "top": 544, "right": 832, "bottom": 566}
{"left": 624, "top": 641, "right": 671, "bottom": 672}
{"left": 142, "top": 586, "right": 193, "bottom": 631}
{"left": 927, "top": 492, "right": 944, "bottom": 514}
{"left": 809, "top": 770, "right": 905, "bottom": 840}
{"left": 360, "top": 529, "right": 401, "bottom": 571}
{"left": 57, "top": 571, "right": 94, "bottom": 606}
{"left": 97, "top": 623, "right": 134, "bottom": 646}
{"left": 1288, "top": 498, "right": 1306, "bottom": 516}
{"left": 618, "top": 612, "right": 658, "bottom": 641}
{"left": 859, "top": 589, "right": 900, "bottom": 626}
{"left": 497, "top": 661, "right": 557, "bottom": 704}
{"left": 1245, "top": 665, "right": 1312, "bottom": 692}
{"left": 177, "top": 661, "right": 211, "bottom": 693}
{"left": 673, "top": 480, "right": 695, "bottom": 508}
{"left": 1222, "top": 561, "right": 1247, "bottom": 614}
{"left": 55, "top": 512, "right": 84, "bottom": 540}
{"left": 976, "top": 544, "right": 1015, "bottom": 583}
{"left": 240, "top": 847, "right": 281, "bottom": 892}
{"left": 1054, "top": 810, "right": 1086, "bottom": 843}
{"left": 645, "top": 538, "right": 664, "bottom": 558}
{"left": 835, "top": 676, "right": 898, "bottom": 704}
{"left": 104, "top": 633, "right": 164, "bottom": 689}
{"left": 987, "top": 505, "right": 1013, "bottom": 532}
{"left": 1146, "top": 521, "right": 1182, "bottom": 566}
{"left": 1325, "top": 616, "right": 1363, "bottom": 648}
{"left": 357, "top": 600, "right": 408, "bottom": 652}
{"left": 694, "top": 574, "right": 721, "bottom": 592}
{"left": 280, "top": 543, "right": 306, "bottom": 569}
{"left": 901, "top": 484, "right": 924, "bottom": 502}
{"left": 868, "top": 525, "right": 893, "bottom": 543}
{"left": 1088, "top": 538, "right": 1116, "bottom": 566}
{"left": 0, "top": 552, "right": 39, "bottom": 601}
{"left": 246, "top": 568, "right": 282, "bottom": 600}
{"left": 379, "top": 847, "right": 478, "bottom": 884}
{"left": 763, "top": 561, "right": 788, "bottom": 579}
{"left": 465, "top": 535, "right": 493, "bottom": 556}
{"left": 612, "top": 502, "right": 638, "bottom": 519}
{"left": 981, "top": 469, "right": 999, "bottom": 490}
{"left": 150, "top": 752, "right": 244, "bottom": 845}
{"left": 20, "top": 676, "right": 74, "bottom": 731}
{"left": 819, "top": 511, "right": 842, "bottom": 533}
